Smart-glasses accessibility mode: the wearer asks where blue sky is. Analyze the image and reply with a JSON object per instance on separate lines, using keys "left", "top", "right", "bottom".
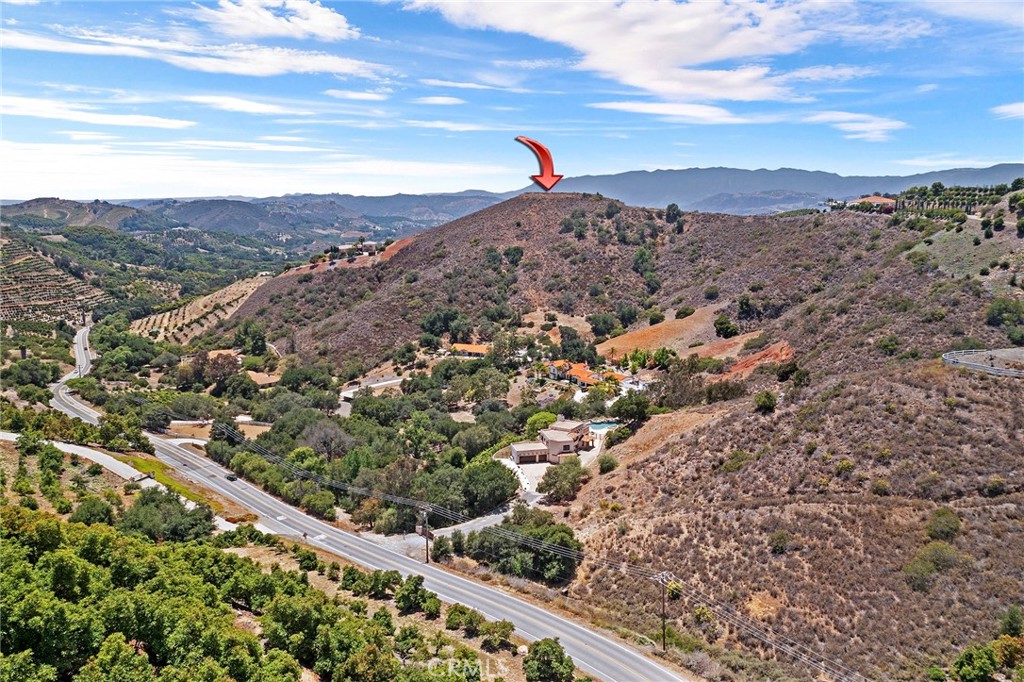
{"left": 1, "top": 0, "right": 1022, "bottom": 199}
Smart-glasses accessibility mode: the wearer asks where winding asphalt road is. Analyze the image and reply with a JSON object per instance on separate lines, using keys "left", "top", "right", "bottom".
{"left": 49, "top": 327, "right": 688, "bottom": 682}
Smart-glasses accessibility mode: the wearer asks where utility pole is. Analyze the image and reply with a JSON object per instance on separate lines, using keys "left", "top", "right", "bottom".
{"left": 661, "top": 579, "right": 667, "bottom": 651}
{"left": 654, "top": 571, "right": 672, "bottom": 652}
{"left": 417, "top": 508, "right": 431, "bottom": 564}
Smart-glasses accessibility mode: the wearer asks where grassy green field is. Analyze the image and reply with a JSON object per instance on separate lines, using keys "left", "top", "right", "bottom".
{"left": 113, "top": 452, "right": 224, "bottom": 513}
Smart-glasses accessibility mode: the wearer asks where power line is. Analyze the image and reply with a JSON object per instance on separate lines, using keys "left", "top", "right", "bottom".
{"left": 210, "top": 421, "right": 870, "bottom": 681}
{"left": 110, "top": 394, "right": 870, "bottom": 681}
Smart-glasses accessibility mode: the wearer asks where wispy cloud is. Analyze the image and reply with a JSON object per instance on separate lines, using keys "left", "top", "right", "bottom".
{"left": 3, "top": 95, "right": 195, "bottom": 129}
{"left": 804, "top": 111, "right": 908, "bottom": 141}
{"left": 991, "top": 102, "right": 1024, "bottom": 119}
{"left": 402, "top": 119, "right": 505, "bottom": 132}
{"left": 779, "top": 65, "right": 877, "bottom": 83}
{"left": 492, "top": 57, "right": 570, "bottom": 70}
{"left": 3, "top": 28, "right": 387, "bottom": 78}
{"left": 258, "top": 135, "right": 310, "bottom": 142}
{"left": 181, "top": 95, "right": 312, "bottom": 115}
{"left": 188, "top": 0, "right": 359, "bottom": 41}
{"left": 913, "top": 0, "right": 1024, "bottom": 27}
{"left": 324, "top": 89, "right": 389, "bottom": 101}
{"left": 413, "top": 96, "right": 466, "bottom": 105}
{"left": 914, "top": 83, "right": 939, "bottom": 94}
{"left": 419, "top": 78, "right": 500, "bottom": 91}
{"left": 123, "top": 139, "right": 329, "bottom": 153}
{"left": 589, "top": 101, "right": 758, "bottom": 125}
{"left": 58, "top": 131, "right": 121, "bottom": 141}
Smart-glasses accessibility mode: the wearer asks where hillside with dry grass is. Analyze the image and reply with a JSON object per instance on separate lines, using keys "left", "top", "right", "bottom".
{"left": 228, "top": 190, "right": 1023, "bottom": 680}
{"left": 233, "top": 192, "right": 665, "bottom": 365}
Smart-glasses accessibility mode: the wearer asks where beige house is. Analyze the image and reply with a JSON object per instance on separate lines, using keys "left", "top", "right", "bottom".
{"left": 509, "top": 418, "right": 592, "bottom": 464}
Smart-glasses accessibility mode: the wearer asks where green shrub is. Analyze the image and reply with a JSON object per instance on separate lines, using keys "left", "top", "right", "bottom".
{"left": 753, "top": 391, "right": 777, "bottom": 413}
{"left": 927, "top": 507, "right": 961, "bottom": 541}
{"left": 720, "top": 449, "right": 754, "bottom": 473}
{"left": 598, "top": 454, "right": 618, "bottom": 474}
{"left": 676, "top": 306, "right": 695, "bottom": 319}
{"left": 769, "top": 530, "right": 792, "bottom": 555}
{"left": 713, "top": 314, "right": 739, "bottom": 338}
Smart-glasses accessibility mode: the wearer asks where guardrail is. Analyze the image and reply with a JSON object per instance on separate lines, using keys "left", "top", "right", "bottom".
{"left": 941, "top": 350, "right": 1024, "bottom": 378}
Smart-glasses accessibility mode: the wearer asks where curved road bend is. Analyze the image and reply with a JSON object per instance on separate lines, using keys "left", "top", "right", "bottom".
{"left": 49, "top": 327, "right": 689, "bottom": 682}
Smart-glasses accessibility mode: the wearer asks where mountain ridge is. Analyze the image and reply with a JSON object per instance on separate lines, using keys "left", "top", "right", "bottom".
{"left": 4, "top": 164, "right": 1021, "bottom": 221}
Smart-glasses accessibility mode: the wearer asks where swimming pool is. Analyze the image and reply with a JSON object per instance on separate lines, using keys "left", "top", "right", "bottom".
{"left": 589, "top": 420, "right": 620, "bottom": 433}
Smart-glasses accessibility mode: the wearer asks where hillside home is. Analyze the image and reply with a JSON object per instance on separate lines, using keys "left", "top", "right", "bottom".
{"left": 509, "top": 418, "right": 593, "bottom": 464}
{"left": 451, "top": 343, "right": 491, "bottom": 358}
{"left": 545, "top": 360, "right": 627, "bottom": 389}
{"left": 246, "top": 370, "right": 280, "bottom": 388}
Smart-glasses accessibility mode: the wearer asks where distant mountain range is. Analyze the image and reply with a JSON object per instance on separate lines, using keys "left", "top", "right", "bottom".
{"left": 543, "top": 163, "right": 1024, "bottom": 213}
{"left": 3, "top": 164, "right": 1021, "bottom": 233}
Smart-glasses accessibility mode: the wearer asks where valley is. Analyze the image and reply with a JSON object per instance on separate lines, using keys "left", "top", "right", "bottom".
{"left": 3, "top": 176, "right": 1022, "bottom": 682}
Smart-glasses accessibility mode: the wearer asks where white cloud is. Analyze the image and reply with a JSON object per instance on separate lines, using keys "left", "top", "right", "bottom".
{"left": 991, "top": 102, "right": 1024, "bottom": 119}
{"left": 1, "top": 0, "right": 41, "bottom": 5}
{"left": 405, "top": 1, "right": 927, "bottom": 102}
{"left": 258, "top": 135, "right": 309, "bottom": 142}
{"left": 324, "top": 89, "right": 389, "bottom": 101}
{"left": 588, "top": 101, "right": 756, "bottom": 125}
{"left": 58, "top": 131, "right": 121, "bottom": 141}
{"left": 3, "top": 28, "right": 386, "bottom": 78}
{"left": 413, "top": 96, "right": 466, "bottom": 105}
{"left": 181, "top": 95, "right": 311, "bottom": 115}
{"left": 492, "top": 58, "right": 570, "bottom": 70}
{"left": 914, "top": 83, "right": 939, "bottom": 94}
{"left": 779, "top": 65, "right": 877, "bottom": 83}
{"left": 189, "top": 0, "right": 359, "bottom": 41}
{"left": 3, "top": 95, "right": 195, "bottom": 129}
{"left": 894, "top": 153, "right": 1022, "bottom": 168}
{"left": 804, "top": 111, "right": 908, "bottom": 141}
{"left": 402, "top": 119, "right": 498, "bottom": 132}
{"left": 0, "top": 140, "right": 517, "bottom": 198}
{"left": 913, "top": 1, "right": 1024, "bottom": 26}
{"left": 419, "top": 78, "right": 499, "bottom": 91}
{"left": 123, "top": 139, "right": 328, "bottom": 153}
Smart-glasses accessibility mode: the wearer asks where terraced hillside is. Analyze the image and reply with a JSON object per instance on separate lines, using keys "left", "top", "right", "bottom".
{"left": 130, "top": 274, "right": 271, "bottom": 344}
{"left": 0, "top": 238, "right": 111, "bottom": 323}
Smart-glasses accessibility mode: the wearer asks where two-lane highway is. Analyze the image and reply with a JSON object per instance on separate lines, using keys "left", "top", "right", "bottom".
{"left": 49, "top": 327, "right": 689, "bottom": 682}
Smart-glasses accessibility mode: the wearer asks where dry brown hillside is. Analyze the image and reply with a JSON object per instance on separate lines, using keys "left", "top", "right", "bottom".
{"left": 231, "top": 191, "right": 1024, "bottom": 680}
{"left": 234, "top": 192, "right": 665, "bottom": 366}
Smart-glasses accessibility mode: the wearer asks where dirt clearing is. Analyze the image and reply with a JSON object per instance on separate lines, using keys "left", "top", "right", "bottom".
{"left": 596, "top": 305, "right": 722, "bottom": 360}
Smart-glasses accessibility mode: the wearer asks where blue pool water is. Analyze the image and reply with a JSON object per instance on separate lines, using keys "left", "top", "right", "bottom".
{"left": 589, "top": 420, "right": 620, "bottom": 433}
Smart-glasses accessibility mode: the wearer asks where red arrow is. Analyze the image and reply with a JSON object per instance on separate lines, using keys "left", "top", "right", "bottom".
{"left": 515, "top": 136, "right": 563, "bottom": 191}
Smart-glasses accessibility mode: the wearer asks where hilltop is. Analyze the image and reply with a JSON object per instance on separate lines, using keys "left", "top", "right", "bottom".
{"left": 227, "top": 187, "right": 1023, "bottom": 680}
{"left": 233, "top": 193, "right": 665, "bottom": 366}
